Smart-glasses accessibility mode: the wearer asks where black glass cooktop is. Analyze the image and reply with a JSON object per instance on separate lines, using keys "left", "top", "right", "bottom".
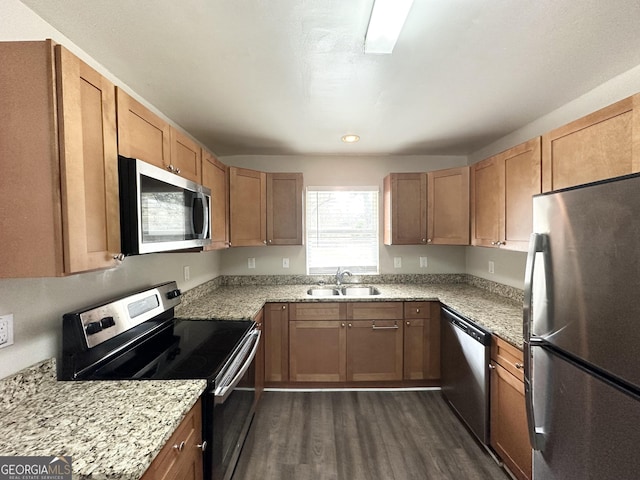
{"left": 86, "top": 319, "right": 253, "bottom": 382}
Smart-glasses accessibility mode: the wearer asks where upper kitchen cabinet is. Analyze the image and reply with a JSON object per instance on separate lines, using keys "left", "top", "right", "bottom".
{"left": 383, "top": 173, "right": 428, "bottom": 245}
{"left": 542, "top": 94, "right": 640, "bottom": 192}
{"left": 169, "top": 127, "right": 202, "bottom": 183}
{"left": 202, "top": 151, "right": 229, "bottom": 250}
{"left": 229, "top": 168, "right": 304, "bottom": 247}
{"left": 384, "top": 167, "right": 469, "bottom": 246}
{"left": 0, "top": 40, "right": 121, "bottom": 277}
{"left": 267, "top": 173, "right": 304, "bottom": 245}
{"left": 471, "top": 138, "right": 541, "bottom": 252}
{"left": 229, "top": 167, "right": 267, "bottom": 246}
{"left": 427, "top": 166, "right": 470, "bottom": 245}
{"left": 116, "top": 88, "right": 171, "bottom": 169}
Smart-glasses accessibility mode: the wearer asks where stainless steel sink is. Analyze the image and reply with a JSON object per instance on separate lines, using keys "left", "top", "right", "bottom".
{"left": 306, "top": 287, "right": 341, "bottom": 297}
{"left": 340, "top": 286, "right": 381, "bottom": 296}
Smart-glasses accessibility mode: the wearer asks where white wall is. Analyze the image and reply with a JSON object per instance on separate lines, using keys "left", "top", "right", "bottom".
{"left": 0, "top": 0, "right": 222, "bottom": 379}
{"left": 221, "top": 154, "right": 468, "bottom": 275}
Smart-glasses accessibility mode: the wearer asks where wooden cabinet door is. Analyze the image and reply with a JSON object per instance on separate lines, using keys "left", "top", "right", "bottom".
{"left": 289, "top": 320, "right": 347, "bottom": 382}
{"left": 383, "top": 173, "right": 428, "bottom": 245}
{"left": 346, "top": 319, "right": 403, "bottom": 381}
{"left": 116, "top": 87, "right": 171, "bottom": 170}
{"left": 471, "top": 156, "right": 503, "bottom": 247}
{"left": 490, "top": 337, "right": 531, "bottom": 480}
{"left": 229, "top": 167, "right": 267, "bottom": 247}
{"left": 264, "top": 303, "right": 289, "bottom": 383}
{"left": 202, "top": 151, "right": 229, "bottom": 250}
{"left": 56, "top": 45, "right": 121, "bottom": 273}
{"left": 502, "top": 137, "right": 541, "bottom": 252}
{"left": 403, "top": 302, "right": 440, "bottom": 381}
{"left": 427, "top": 166, "right": 470, "bottom": 245}
{"left": 170, "top": 127, "right": 202, "bottom": 183}
{"left": 267, "top": 172, "right": 303, "bottom": 245}
{"left": 542, "top": 94, "right": 640, "bottom": 192}
{"left": 140, "top": 399, "right": 203, "bottom": 480}
{"left": 472, "top": 138, "right": 541, "bottom": 251}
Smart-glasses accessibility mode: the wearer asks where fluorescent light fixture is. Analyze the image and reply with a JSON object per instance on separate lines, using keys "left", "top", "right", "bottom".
{"left": 364, "top": 0, "right": 414, "bottom": 54}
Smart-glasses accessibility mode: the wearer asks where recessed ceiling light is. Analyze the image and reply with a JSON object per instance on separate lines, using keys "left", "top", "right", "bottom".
{"left": 341, "top": 134, "right": 360, "bottom": 143}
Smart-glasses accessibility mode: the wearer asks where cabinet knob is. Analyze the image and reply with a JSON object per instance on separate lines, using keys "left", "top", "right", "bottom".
{"left": 282, "top": 305, "right": 286, "bottom": 310}
{"left": 197, "top": 441, "right": 207, "bottom": 452}
{"left": 422, "top": 238, "right": 427, "bottom": 243}
{"left": 173, "top": 441, "right": 185, "bottom": 452}
{"left": 166, "top": 165, "right": 175, "bottom": 173}
{"left": 406, "top": 321, "right": 410, "bottom": 326}
{"left": 348, "top": 323, "right": 352, "bottom": 328}
{"left": 175, "top": 167, "right": 181, "bottom": 174}
{"left": 515, "top": 362, "right": 523, "bottom": 369}
{"left": 488, "top": 364, "right": 496, "bottom": 370}
{"left": 341, "top": 323, "right": 345, "bottom": 328}
{"left": 427, "top": 239, "right": 432, "bottom": 243}
{"left": 416, "top": 308, "right": 420, "bottom": 313}
{"left": 112, "top": 253, "right": 125, "bottom": 262}
{"left": 263, "top": 240, "right": 267, "bottom": 244}
{"left": 268, "top": 239, "right": 272, "bottom": 243}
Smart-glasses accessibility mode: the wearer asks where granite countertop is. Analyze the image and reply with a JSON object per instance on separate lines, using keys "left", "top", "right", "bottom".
{"left": 176, "top": 282, "right": 524, "bottom": 349}
{"left": 0, "top": 359, "right": 207, "bottom": 480}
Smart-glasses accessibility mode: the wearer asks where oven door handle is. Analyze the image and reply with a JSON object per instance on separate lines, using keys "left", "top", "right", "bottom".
{"left": 214, "top": 328, "right": 261, "bottom": 405}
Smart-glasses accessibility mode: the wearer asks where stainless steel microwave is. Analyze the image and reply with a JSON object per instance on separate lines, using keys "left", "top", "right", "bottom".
{"left": 118, "top": 155, "right": 211, "bottom": 255}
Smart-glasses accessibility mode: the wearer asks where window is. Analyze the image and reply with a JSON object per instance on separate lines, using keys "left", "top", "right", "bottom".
{"left": 306, "top": 187, "right": 379, "bottom": 274}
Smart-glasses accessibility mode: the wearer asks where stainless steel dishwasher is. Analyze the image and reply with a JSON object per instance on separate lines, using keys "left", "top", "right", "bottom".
{"left": 440, "top": 306, "right": 491, "bottom": 445}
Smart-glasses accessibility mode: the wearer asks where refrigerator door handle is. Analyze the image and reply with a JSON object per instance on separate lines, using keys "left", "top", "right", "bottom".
{"left": 524, "top": 341, "right": 547, "bottom": 451}
{"left": 523, "top": 232, "right": 545, "bottom": 342}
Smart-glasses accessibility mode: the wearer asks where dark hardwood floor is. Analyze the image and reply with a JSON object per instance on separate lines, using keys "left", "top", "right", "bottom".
{"left": 233, "top": 390, "right": 509, "bottom": 480}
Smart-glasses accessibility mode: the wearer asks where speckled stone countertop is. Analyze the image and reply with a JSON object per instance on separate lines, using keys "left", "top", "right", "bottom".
{"left": 176, "top": 281, "right": 524, "bottom": 349}
{"left": 0, "top": 359, "right": 207, "bottom": 480}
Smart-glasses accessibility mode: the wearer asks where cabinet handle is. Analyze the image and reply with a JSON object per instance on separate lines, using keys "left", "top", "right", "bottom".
{"left": 197, "top": 441, "right": 207, "bottom": 452}
{"left": 488, "top": 364, "right": 496, "bottom": 370}
{"left": 173, "top": 441, "right": 185, "bottom": 452}
{"left": 372, "top": 320, "right": 399, "bottom": 330}
{"left": 515, "top": 362, "right": 523, "bottom": 369}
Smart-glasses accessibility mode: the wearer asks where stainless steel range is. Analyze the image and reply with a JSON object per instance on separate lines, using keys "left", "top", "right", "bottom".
{"left": 58, "top": 281, "right": 260, "bottom": 480}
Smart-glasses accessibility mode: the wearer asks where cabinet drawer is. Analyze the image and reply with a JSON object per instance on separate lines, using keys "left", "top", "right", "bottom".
{"left": 404, "top": 302, "right": 431, "bottom": 319}
{"left": 492, "top": 336, "right": 524, "bottom": 382}
{"left": 347, "top": 302, "right": 403, "bottom": 320}
{"left": 289, "top": 302, "right": 346, "bottom": 321}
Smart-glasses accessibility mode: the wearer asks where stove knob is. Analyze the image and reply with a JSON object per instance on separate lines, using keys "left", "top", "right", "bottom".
{"left": 100, "top": 316, "right": 116, "bottom": 329}
{"left": 166, "top": 289, "right": 182, "bottom": 299}
{"left": 85, "top": 321, "right": 103, "bottom": 335}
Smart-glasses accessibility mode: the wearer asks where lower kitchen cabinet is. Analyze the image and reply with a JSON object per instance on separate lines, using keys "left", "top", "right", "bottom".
{"left": 490, "top": 336, "right": 532, "bottom": 480}
{"left": 403, "top": 302, "right": 440, "bottom": 381}
{"left": 264, "top": 303, "right": 290, "bottom": 383}
{"left": 140, "top": 399, "right": 204, "bottom": 480}
{"left": 288, "top": 302, "right": 406, "bottom": 383}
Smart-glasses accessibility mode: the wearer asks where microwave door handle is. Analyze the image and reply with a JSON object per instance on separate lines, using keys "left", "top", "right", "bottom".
{"left": 214, "top": 329, "right": 261, "bottom": 405}
{"left": 191, "top": 193, "right": 209, "bottom": 238}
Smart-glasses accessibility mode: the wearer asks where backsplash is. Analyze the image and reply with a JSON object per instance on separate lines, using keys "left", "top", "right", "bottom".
{"left": 180, "top": 274, "right": 523, "bottom": 304}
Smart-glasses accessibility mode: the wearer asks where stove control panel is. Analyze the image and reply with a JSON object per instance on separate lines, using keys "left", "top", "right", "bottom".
{"left": 64, "top": 281, "right": 182, "bottom": 349}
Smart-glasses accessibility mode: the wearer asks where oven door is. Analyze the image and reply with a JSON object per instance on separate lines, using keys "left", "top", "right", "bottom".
{"left": 210, "top": 327, "right": 261, "bottom": 480}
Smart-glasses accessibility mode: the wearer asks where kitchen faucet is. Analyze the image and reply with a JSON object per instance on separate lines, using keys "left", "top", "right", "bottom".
{"left": 335, "top": 267, "right": 352, "bottom": 285}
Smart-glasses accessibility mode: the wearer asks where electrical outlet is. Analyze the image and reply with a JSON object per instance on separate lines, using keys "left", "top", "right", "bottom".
{"left": 183, "top": 265, "right": 190, "bottom": 281}
{"left": 0, "top": 314, "right": 14, "bottom": 349}
{"left": 394, "top": 257, "right": 402, "bottom": 268}
{"left": 282, "top": 258, "right": 289, "bottom": 268}
{"left": 248, "top": 258, "right": 256, "bottom": 269}
{"left": 488, "top": 261, "right": 495, "bottom": 274}
{"left": 419, "top": 256, "right": 428, "bottom": 268}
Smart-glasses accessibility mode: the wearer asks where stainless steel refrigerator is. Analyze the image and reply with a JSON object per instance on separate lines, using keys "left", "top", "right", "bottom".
{"left": 524, "top": 173, "right": 640, "bottom": 479}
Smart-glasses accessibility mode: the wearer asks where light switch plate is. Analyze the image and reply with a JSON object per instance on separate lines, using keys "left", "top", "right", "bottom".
{"left": 419, "top": 256, "right": 428, "bottom": 268}
{"left": 183, "top": 265, "right": 190, "bottom": 281}
{"left": 394, "top": 257, "right": 402, "bottom": 268}
{"left": 0, "top": 314, "right": 14, "bottom": 348}
{"left": 488, "top": 261, "right": 495, "bottom": 274}
{"left": 248, "top": 258, "right": 256, "bottom": 269}
{"left": 282, "top": 258, "right": 289, "bottom": 268}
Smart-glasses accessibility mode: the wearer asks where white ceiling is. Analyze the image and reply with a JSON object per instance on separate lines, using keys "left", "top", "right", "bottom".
{"left": 19, "top": 0, "right": 640, "bottom": 157}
